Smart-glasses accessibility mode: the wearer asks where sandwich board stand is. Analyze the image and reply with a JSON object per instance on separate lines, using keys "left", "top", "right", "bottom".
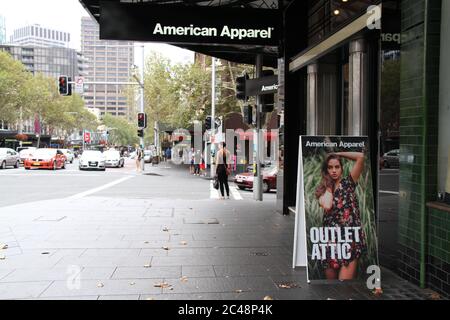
{"left": 292, "top": 138, "right": 309, "bottom": 282}
{"left": 292, "top": 135, "right": 378, "bottom": 284}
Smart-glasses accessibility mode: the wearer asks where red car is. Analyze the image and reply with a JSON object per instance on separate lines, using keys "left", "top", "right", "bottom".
{"left": 24, "top": 148, "right": 66, "bottom": 170}
{"left": 234, "top": 166, "right": 278, "bottom": 193}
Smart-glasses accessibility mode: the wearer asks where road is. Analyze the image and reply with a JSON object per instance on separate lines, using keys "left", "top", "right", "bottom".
{"left": 0, "top": 158, "right": 276, "bottom": 208}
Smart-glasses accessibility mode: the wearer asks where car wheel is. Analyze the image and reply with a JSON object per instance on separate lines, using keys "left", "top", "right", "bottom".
{"left": 1, "top": 161, "right": 6, "bottom": 169}
{"left": 15, "top": 160, "right": 20, "bottom": 169}
{"left": 262, "top": 181, "right": 270, "bottom": 193}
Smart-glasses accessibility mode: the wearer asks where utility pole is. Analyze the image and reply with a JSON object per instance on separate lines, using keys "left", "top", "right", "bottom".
{"left": 253, "top": 54, "right": 263, "bottom": 201}
{"left": 210, "top": 57, "right": 216, "bottom": 178}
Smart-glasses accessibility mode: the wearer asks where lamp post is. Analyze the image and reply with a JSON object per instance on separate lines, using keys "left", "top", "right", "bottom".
{"left": 210, "top": 57, "right": 216, "bottom": 178}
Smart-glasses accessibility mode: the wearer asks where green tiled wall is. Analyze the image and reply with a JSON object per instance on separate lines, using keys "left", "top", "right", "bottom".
{"left": 398, "top": 0, "right": 441, "bottom": 287}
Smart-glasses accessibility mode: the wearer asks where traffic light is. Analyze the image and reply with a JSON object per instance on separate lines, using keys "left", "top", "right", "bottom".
{"left": 236, "top": 73, "right": 249, "bottom": 101}
{"left": 261, "top": 94, "right": 275, "bottom": 113}
{"left": 67, "top": 77, "right": 72, "bottom": 96}
{"left": 137, "top": 129, "right": 144, "bottom": 138}
{"left": 137, "top": 112, "right": 147, "bottom": 129}
{"left": 58, "top": 76, "right": 69, "bottom": 95}
{"left": 205, "top": 116, "right": 212, "bottom": 130}
{"left": 243, "top": 105, "right": 253, "bottom": 125}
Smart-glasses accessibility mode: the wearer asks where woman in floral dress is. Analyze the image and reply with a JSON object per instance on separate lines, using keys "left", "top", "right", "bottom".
{"left": 315, "top": 152, "right": 366, "bottom": 280}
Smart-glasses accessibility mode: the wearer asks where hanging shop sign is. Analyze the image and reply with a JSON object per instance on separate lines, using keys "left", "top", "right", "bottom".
{"left": 99, "top": 1, "right": 281, "bottom": 46}
{"left": 293, "top": 136, "right": 379, "bottom": 282}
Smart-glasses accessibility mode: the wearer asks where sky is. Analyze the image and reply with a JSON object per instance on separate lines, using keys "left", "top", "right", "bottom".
{"left": 0, "top": 0, "right": 195, "bottom": 65}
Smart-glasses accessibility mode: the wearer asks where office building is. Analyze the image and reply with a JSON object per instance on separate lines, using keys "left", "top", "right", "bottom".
{"left": 81, "top": 16, "right": 134, "bottom": 118}
{"left": 9, "top": 24, "right": 70, "bottom": 48}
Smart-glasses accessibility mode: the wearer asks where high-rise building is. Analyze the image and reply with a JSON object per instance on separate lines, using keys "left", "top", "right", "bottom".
{"left": 0, "top": 45, "right": 85, "bottom": 79}
{"left": 9, "top": 24, "right": 70, "bottom": 48}
{"left": 81, "top": 16, "right": 135, "bottom": 118}
{"left": 0, "top": 16, "right": 6, "bottom": 45}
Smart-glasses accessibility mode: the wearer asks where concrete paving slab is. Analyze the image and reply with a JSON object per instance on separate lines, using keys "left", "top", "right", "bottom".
{"left": 39, "top": 279, "right": 163, "bottom": 298}
{"left": 181, "top": 266, "right": 216, "bottom": 278}
{"left": 0, "top": 281, "right": 52, "bottom": 299}
{"left": 112, "top": 266, "right": 181, "bottom": 279}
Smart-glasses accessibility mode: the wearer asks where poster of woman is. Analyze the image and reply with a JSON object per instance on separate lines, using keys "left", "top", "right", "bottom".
{"left": 299, "top": 136, "right": 378, "bottom": 281}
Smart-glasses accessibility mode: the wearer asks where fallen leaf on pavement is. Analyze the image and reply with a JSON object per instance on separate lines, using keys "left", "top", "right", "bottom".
{"left": 41, "top": 252, "right": 50, "bottom": 255}
{"left": 0, "top": 255, "right": 5, "bottom": 260}
{"left": 162, "top": 227, "right": 169, "bottom": 232}
{"left": 154, "top": 282, "right": 171, "bottom": 289}
{"left": 180, "top": 241, "right": 187, "bottom": 245}
{"left": 162, "top": 246, "right": 170, "bottom": 251}
{"left": 97, "top": 282, "right": 104, "bottom": 288}
{"left": 372, "top": 287, "right": 383, "bottom": 296}
{"left": 130, "top": 282, "right": 136, "bottom": 286}
{"left": 144, "top": 264, "right": 151, "bottom": 268}
{"left": 235, "top": 289, "right": 243, "bottom": 293}
{"left": 430, "top": 293, "right": 441, "bottom": 300}
{"left": 144, "top": 241, "right": 149, "bottom": 244}
{"left": 263, "top": 296, "right": 273, "bottom": 300}
{"left": 180, "top": 276, "right": 188, "bottom": 283}
{"left": 278, "top": 283, "right": 299, "bottom": 289}
{"left": 0, "top": 244, "right": 8, "bottom": 250}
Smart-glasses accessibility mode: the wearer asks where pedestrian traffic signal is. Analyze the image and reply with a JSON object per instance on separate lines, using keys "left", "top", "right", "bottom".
{"left": 137, "top": 113, "right": 147, "bottom": 129}
{"left": 244, "top": 105, "right": 253, "bottom": 125}
{"left": 67, "top": 77, "right": 72, "bottom": 96}
{"left": 261, "top": 94, "right": 275, "bottom": 113}
{"left": 137, "top": 129, "right": 144, "bottom": 137}
{"left": 205, "top": 116, "right": 212, "bottom": 130}
{"left": 58, "top": 76, "right": 69, "bottom": 95}
{"left": 236, "top": 73, "right": 249, "bottom": 101}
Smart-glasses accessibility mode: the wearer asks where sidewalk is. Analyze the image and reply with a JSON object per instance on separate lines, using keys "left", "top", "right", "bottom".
{"left": 0, "top": 163, "right": 442, "bottom": 300}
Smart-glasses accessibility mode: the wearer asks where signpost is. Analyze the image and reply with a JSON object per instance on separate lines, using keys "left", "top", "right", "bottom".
{"left": 74, "top": 77, "right": 84, "bottom": 95}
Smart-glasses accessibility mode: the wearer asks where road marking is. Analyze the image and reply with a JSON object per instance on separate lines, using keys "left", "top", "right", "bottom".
{"left": 67, "top": 176, "right": 134, "bottom": 199}
{"left": 379, "top": 190, "right": 399, "bottom": 195}
{"left": 230, "top": 186, "right": 243, "bottom": 200}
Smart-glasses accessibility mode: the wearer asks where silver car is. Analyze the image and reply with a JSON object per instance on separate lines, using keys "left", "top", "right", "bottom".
{"left": 104, "top": 150, "right": 124, "bottom": 168}
{"left": 0, "top": 148, "right": 20, "bottom": 169}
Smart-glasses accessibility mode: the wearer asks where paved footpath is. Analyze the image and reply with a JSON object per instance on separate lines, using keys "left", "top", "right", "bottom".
{"left": 0, "top": 162, "right": 441, "bottom": 300}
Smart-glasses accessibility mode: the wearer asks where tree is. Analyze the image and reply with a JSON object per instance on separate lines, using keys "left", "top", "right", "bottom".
{"left": 102, "top": 113, "right": 139, "bottom": 146}
{"left": 0, "top": 51, "right": 35, "bottom": 123}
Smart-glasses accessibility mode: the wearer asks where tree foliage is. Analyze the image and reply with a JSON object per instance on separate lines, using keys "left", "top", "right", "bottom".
{"left": 0, "top": 50, "right": 97, "bottom": 134}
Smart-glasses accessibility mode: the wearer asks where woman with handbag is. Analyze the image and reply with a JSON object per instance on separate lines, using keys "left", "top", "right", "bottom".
{"left": 215, "top": 142, "right": 231, "bottom": 200}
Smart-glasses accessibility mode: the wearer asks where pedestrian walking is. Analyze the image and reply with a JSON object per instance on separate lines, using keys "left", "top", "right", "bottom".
{"left": 215, "top": 142, "right": 231, "bottom": 199}
{"left": 135, "top": 146, "right": 143, "bottom": 173}
{"left": 194, "top": 150, "right": 201, "bottom": 175}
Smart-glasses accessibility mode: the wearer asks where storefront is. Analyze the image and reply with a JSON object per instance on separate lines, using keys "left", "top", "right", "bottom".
{"left": 80, "top": 0, "right": 449, "bottom": 297}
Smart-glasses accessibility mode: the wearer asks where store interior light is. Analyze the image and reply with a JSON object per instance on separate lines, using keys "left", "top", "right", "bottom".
{"left": 333, "top": 9, "right": 340, "bottom": 15}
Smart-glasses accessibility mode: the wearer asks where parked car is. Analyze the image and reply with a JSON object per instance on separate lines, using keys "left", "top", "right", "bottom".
{"left": 143, "top": 150, "right": 154, "bottom": 163}
{"left": 60, "top": 149, "right": 74, "bottom": 164}
{"left": 18, "top": 147, "right": 37, "bottom": 164}
{"left": 23, "top": 148, "right": 66, "bottom": 170}
{"left": 0, "top": 148, "right": 20, "bottom": 169}
{"left": 104, "top": 150, "right": 124, "bottom": 168}
{"left": 79, "top": 150, "right": 106, "bottom": 171}
{"left": 382, "top": 149, "right": 400, "bottom": 168}
{"left": 234, "top": 166, "right": 278, "bottom": 193}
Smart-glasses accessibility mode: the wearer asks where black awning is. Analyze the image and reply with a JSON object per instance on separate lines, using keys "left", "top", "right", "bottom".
{"left": 79, "top": 0, "right": 292, "bottom": 67}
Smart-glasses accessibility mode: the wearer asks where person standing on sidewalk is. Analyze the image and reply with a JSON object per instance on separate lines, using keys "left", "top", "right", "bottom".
{"left": 215, "top": 142, "right": 231, "bottom": 199}
{"left": 135, "top": 146, "right": 143, "bottom": 173}
{"left": 194, "top": 149, "right": 201, "bottom": 176}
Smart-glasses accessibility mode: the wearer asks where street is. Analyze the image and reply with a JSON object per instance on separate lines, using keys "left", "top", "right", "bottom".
{"left": 0, "top": 161, "right": 429, "bottom": 300}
